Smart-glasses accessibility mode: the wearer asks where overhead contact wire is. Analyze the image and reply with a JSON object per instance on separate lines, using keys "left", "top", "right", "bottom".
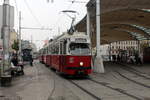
{"left": 23, "top": 0, "right": 42, "bottom": 27}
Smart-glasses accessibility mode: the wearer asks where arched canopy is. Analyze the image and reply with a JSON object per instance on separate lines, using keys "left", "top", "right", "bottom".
{"left": 102, "top": 23, "right": 150, "bottom": 40}
{"left": 75, "top": 8, "right": 150, "bottom": 46}
{"left": 101, "top": 9, "right": 150, "bottom": 28}
{"left": 87, "top": 0, "right": 150, "bottom": 13}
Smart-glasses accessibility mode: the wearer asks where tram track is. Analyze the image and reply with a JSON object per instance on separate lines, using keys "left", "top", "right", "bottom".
{"left": 63, "top": 72, "right": 143, "bottom": 100}
{"left": 46, "top": 62, "right": 148, "bottom": 100}
{"left": 47, "top": 67, "right": 102, "bottom": 100}
{"left": 68, "top": 77, "right": 145, "bottom": 100}
{"left": 88, "top": 78, "right": 142, "bottom": 100}
{"left": 106, "top": 63, "right": 150, "bottom": 89}
{"left": 49, "top": 68, "right": 143, "bottom": 100}
{"left": 116, "top": 63, "right": 150, "bottom": 80}
{"left": 68, "top": 79, "right": 102, "bottom": 100}
{"left": 114, "top": 63, "right": 150, "bottom": 88}
{"left": 115, "top": 71, "right": 150, "bottom": 89}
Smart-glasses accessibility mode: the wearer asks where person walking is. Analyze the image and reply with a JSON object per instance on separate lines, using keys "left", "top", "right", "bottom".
{"left": 29, "top": 55, "right": 33, "bottom": 66}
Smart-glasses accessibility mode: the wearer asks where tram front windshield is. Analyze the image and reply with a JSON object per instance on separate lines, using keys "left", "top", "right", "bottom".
{"left": 69, "top": 43, "right": 90, "bottom": 55}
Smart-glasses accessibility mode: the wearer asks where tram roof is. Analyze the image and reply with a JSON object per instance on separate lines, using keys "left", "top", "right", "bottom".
{"left": 74, "top": 0, "right": 150, "bottom": 46}
{"left": 53, "top": 32, "right": 89, "bottom": 41}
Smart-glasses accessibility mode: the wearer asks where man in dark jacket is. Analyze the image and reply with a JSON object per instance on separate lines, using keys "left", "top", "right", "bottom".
{"left": 11, "top": 56, "right": 18, "bottom": 66}
{"left": 11, "top": 56, "right": 24, "bottom": 76}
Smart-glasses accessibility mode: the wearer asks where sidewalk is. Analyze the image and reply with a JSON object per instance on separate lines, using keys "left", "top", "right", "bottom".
{"left": 0, "top": 61, "right": 54, "bottom": 100}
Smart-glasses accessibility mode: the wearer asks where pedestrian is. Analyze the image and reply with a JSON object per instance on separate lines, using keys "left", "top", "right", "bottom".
{"left": 130, "top": 55, "right": 135, "bottom": 64}
{"left": 10, "top": 56, "right": 18, "bottom": 76}
{"left": 11, "top": 56, "right": 18, "bottom": 66}
{"left": 112, "top": 55, "right": 116, "bottom": 62}
{"left": 138, "top": 54, "right": 143, "bottom": 65}
{"left": 11, "top": 55, "right": 24, "bottom": 76}
{"left": 29, "top": 55, "right": 33, "bottom": 66}
{"left": 135, "top": 54, "right": 139, "bottom": 65}
{"left": 117, "top": 54, "right": 120, "bottom": 62}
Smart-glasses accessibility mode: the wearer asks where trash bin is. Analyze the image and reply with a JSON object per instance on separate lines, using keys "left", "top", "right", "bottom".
{"left": 0, "top": 75, "right": 12, "bottom": 87}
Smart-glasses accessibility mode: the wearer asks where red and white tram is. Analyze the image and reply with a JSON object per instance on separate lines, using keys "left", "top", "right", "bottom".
{"left": 39, "top": 32, "right": 92, "bottom": 75}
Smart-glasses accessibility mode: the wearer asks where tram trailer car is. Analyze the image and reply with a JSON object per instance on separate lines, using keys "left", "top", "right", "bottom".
{"left": 22, "top": 49, "right": 32, "bottom": 62}
{"left": 42, "top": 32, "right": 92, "bottom": 75}
{"left": 39, "top": 49, "right": 44, "bottom": 63}
{"left": 39, "top": 55, "right": 44, "bottom": 63}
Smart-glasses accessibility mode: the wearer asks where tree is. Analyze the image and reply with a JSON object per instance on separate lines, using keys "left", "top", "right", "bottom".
{"left": 11, "top": 40, "right": 19, "bottom": 51}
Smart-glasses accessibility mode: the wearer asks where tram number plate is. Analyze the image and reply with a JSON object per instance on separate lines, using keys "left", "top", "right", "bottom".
{"left": 75, "top": 38, "right": 86, "bottom": 42}
{"left": 78, "top": 70, "right": 84, "bottom": 74}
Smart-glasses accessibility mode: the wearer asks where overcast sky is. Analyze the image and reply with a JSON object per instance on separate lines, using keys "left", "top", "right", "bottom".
{"left": 0, "top": 0, "right": 89, "bottom": 50}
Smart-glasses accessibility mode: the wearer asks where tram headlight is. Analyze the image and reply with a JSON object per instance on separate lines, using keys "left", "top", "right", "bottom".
{"left": 80, "top": 62, "right": 84, "bottom": 66}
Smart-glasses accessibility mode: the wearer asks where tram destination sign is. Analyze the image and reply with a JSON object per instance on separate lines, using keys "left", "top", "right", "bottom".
{"left": 75, "top": 38, "right": 87, "bottom": 43}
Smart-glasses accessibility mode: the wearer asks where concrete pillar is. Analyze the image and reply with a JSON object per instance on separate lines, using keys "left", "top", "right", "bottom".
{"left": 94, "top": 0, "right": 105, "bottom": 73}
{"left": 2, "top": 2, "right": 11, "bottom": 74}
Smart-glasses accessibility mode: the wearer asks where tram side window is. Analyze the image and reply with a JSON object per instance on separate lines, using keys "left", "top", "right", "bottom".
{"left": 51, "top": 46, "right": 55, "bottom": 54}
{"left": 60, "top": 43, "right": 63, "bottom": 54}
{"left": 63, "top": 40, "right": 67, "bottom": 54}
{"left": 55, "top": 44, "right": 59, "bottom": 54}
{"left": 46, "top": 47, "right": 48, "bottom": 54}
{"left": 51, "top": 44, "right": 59, "bottom": 54}
{"left": 54, "top": 46, "right": 57, "bottom": 54}
{"left": 48, "top": 45, "right": 52, "bottom": 54}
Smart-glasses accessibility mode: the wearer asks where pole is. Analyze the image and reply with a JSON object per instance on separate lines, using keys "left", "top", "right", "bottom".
{"left": 58, "top": 27, "right": 60, "bottom": 35}
{"left": 1, "top": 0, "right": 11, "bottom": 75}
{"left": 31, "top": 35, "right": 33, "bottom": 44}
{"left": 86, "top": 8, "right": 90, "bottom": 36}
{"left": 138, "top": 40, "right": 142, "bottom": 62}
{"left": 94, "top": 0, "right": 104, "bottom": 73}
{"left": 109, "top": 43, "right": 111, "bottom": 61}
{"left": 19, "top": 11, "right": 21, "bottom": 57}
